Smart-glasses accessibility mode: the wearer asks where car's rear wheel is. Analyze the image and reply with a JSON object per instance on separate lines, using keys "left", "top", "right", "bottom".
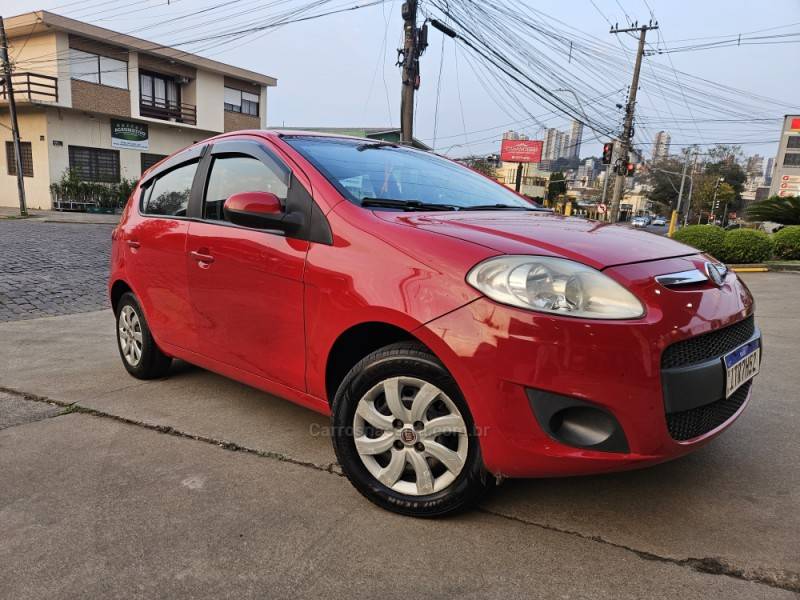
{"left": 116, "top": 292, "right": 172, "bottom": 379}
{"left": 331, "top": 341, "right": 489, "bottom": 517}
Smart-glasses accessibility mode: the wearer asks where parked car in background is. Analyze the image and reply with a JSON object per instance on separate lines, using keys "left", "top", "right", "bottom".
{"left": 109, "top": 130, "right": 762, "bottom": 517}
{"left": 631, "top": 216, "right": 648, "bottom": 227}
{"left": 652, "top": 216, "right": 667, "bottom": 226}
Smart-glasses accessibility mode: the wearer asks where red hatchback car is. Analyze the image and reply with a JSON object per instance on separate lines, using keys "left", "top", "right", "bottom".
{"left": 110, "top": 130, "right": 761, "bottom": 516}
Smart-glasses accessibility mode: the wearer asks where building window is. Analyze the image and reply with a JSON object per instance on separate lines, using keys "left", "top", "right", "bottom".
{"left": 69, "top": 48, "right": 128, "bottom": 89}
{"left": 787, "top": 136, "right": 800, "bottom": 150}
{"left": 224, "top": 87, "right": 259, "bottom": 116}
{"left": 68, "top": 146, "right": 120, "bottom": 182}
{"left": 5, "top": 141, "right": 34, "bottom": 177}
{"left": 783, "top": 153, "right": 800, "bottom": 168}
{"left": 141, "top": 153, "right": 167, "bottom": 173}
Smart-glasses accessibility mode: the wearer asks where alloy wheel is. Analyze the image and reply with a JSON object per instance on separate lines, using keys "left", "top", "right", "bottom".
{"left": 352, "top": 376, "right": 469, "bottom": 496}
{"left": 118, "top": 305, "right": 143, "bottom": 367}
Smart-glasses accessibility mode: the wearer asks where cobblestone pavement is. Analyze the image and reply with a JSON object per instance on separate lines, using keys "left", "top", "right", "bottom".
{"left": 0, "top": 220, "right": 113, "bottom": 322}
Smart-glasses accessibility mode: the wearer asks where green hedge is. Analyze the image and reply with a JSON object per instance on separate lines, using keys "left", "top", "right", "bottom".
{"left": 672, "top": 225, "right": 776, "bottom": 263}
{"left": 772, "top": 226, "right": 800, "bottom": 260}
{"left": 672, "top": 225, "right": 726, "bottom": 259}
{"left": 720, "top": 229, "right": 774, "bottom": 264}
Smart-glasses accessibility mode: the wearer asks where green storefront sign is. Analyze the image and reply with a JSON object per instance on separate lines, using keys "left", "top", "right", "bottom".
{"left": 111, "top": 119, "right": 149, "bottom": 150}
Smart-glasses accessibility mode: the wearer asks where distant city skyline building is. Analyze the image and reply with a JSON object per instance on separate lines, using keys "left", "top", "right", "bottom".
{"left": 502, "top": 130, "right": 529, "bottom": 141}
{"left": 542, "top": 128, "right": 559, "bottom": 160}
{"left": 568, "top": 120, "right": 583, "bottom": 160}
{"left": 746, "top": 154, "right": 764, "bottom": 177}
{"left": 652, "top": 131, "right": 671, "bottom": 161}
{"left": 765, "top": 156, "right": 775, "bottom": 186}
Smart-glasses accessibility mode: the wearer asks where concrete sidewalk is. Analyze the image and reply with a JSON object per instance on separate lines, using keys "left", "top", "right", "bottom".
{"left": 1, "top": 273, "right": 799, "bottom": 597}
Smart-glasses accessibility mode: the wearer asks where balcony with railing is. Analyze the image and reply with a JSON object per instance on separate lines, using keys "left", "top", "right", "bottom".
{"left": 0, "top": 72, "right": 59, "bottom": 104}
{"left": 139, "top": 93, "right": 197, "bottom": 125}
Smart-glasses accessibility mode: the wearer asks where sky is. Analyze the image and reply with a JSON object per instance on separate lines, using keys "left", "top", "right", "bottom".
{"left": 5, "top": 0, "right": 800, "bottom": 161}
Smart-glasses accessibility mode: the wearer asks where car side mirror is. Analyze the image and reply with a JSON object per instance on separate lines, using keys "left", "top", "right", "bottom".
{"left": 223, "top": 191, "right": 303, "bottom": 232}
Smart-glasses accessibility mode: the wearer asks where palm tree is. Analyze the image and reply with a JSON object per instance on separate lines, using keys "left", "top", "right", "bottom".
{"left": 745, "top": 195, "right": 800, "bottom": 225}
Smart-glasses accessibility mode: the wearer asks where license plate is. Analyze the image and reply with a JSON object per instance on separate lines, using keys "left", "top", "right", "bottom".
{"left": 723, "top": 339, "right": 760, "bottom": 398}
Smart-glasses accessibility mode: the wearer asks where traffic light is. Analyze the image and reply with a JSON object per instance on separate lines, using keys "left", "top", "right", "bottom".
{"left": 625, "top": 162, "right": 636, "bottom": 177}
{"left": 602, "top": 142, "right": 614, "bottom": 164}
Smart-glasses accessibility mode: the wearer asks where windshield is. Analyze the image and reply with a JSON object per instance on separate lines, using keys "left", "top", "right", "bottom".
{"left": 285, "top": 136, "right": 539, "bottom": 210}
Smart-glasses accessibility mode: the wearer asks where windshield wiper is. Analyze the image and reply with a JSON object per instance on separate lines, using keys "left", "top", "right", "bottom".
{"left": 356, "top": 142, "right": 398, "bottom": 151}
{"left": 458, "top": 203, "right": 542, "bottom": 211}
{"left": 361, "top": 198, "right": 458, "bottom": 211}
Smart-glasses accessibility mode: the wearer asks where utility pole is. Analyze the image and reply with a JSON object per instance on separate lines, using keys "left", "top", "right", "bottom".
{"left": 668, "top": 148, "right": 694, "bottom": 237}
{"left": 399, "top": 1, "right": 427, "bottom": 145}
{"left": 0, "top": 16, "right": 27, "bottom": 216}
{"left": 608, "top": 20, "right": 658, "bottom": 222}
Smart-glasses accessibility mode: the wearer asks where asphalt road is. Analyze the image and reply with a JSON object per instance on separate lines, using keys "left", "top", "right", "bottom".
{"left": 1, "top": 273, "right": 798, "bottom": 599}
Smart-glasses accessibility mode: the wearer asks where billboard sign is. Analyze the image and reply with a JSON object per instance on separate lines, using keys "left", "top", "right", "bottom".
{"left": 500, "top": 139, "right": 543, "bottom": 163}
{"left": 111, "top": 119, "right": 149, "bottom": 150}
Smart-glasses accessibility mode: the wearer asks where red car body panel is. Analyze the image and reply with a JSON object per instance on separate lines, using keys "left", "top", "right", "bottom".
{"left": 110, "top": 130, "right": 758, "bottom": 478}
{"left": 373, "top": 211, "right": 696, "bottom": 269}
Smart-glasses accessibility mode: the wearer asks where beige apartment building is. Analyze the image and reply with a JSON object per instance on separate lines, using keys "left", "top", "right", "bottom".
{"left": 1, "top": 11, "right": 276, "bottom": 210}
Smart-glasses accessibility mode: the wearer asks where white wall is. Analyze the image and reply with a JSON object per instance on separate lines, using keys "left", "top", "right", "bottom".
{"left": 0, "top": 108, "right": 216, "bottom": 210}
{"left": 193, "top": 70, "right": 225, "bottom": 133}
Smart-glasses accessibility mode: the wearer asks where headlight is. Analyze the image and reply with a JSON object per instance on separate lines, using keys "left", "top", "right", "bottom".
{"left": 466, "top": 255, "right": 645, "bottom": 319}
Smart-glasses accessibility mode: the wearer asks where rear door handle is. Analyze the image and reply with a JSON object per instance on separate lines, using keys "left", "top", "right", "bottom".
{"left": 190, "top": 250, "right": 215, "bottom": 264}
{"left": 126, "top": 240, "right": 141, "bottom": 249}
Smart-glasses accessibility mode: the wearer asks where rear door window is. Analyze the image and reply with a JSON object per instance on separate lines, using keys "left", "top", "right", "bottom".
{"left": 203, "top": 154, "right": 289, "bottom": 221}
{"left": 142, "top": 160, "right": 198, "bottom": 217}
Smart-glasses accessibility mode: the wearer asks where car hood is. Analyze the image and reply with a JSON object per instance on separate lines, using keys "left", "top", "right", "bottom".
{"left": 374, "top": 210, "right": 697, "bottom": 270}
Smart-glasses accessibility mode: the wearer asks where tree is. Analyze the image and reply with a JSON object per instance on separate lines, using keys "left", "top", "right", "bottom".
{"left": 466, "top": 158, "right": 497, "bottom": 180}
{"left": 745, "top": 195, "right": 800, "bottom": 225}
{"left": 547, "top": 171, "right": 567, "bottom": 200}
{"left": 642, "top": 156, "right": 685, "bottom": 208}
{"left": 703, "top": 144, "right": 747, "bottom": 212}
{"left": 692, "top": 175, "right": 735, "bottom": 220}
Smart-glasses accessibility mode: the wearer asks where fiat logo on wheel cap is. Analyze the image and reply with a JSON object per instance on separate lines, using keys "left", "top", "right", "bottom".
{"left": 400, "top": 428, "right": 417, "bottom": 444}
{"left": 705, "top": 262, "right": 724, "bottom": 287}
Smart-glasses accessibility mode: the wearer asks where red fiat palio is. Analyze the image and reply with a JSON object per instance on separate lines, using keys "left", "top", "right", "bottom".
{"left": 109, "top": 130, "right": 761, "bottom": 516}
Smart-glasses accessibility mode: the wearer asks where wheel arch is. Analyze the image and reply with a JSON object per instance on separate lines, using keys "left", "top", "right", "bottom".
{"left": 110, "top": 279, "right": 133, "bottom": 314}
{"left": 324, "top": 321, "right": 437, "bottom": 404}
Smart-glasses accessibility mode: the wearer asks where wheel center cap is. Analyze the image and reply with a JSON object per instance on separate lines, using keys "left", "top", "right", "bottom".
{"left": 400, "top": 428, "right": 417, "bottom": 445}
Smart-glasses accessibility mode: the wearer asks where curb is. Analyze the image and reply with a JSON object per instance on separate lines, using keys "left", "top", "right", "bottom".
{"left": 729, "top": 265, "right": 769, "bottom": 273}
{"left": 765, "top": 262, "right": 800, "bottom": 273}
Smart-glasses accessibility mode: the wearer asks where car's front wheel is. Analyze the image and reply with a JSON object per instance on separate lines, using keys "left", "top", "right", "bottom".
{"left": 331, "top": 341, "right": 489, "bottom": 517}
{"left": 115, "top": 291, "right": 172, "bottom": 380}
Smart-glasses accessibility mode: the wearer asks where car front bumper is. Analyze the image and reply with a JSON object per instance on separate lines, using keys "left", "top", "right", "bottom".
{"left": 417, "top": 255, "right": 759, "bottom": 478}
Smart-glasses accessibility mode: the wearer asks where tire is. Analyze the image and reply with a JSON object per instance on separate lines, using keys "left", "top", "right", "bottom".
{"left": 331, "top": 341, "right": 489, "bottom": 517}
{"left": 115, "top": 292, "right": 172, "bottom": 380}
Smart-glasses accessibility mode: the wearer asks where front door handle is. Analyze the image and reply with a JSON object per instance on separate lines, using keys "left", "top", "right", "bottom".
{"left": 190, "top": 250, "right": 215, "bottom": 264}
{"left": 127, "top": 240, "right": 141, "bottom": 249}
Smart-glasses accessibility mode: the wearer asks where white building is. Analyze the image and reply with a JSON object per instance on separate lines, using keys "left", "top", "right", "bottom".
{"left": 652, "top": 131, "right": 671, "bottom": 161}
{"left": 568, "top": 120, "right": 583, "bottom": 160}
{"left": 769, "top": 115, "right": 800, "bottom": 198}
{"left": 1, "top": 10, "right": 275, "bottom": 210}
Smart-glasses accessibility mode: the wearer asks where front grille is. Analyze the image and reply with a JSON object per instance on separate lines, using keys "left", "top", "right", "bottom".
{"left": 666, "top": 381, "right": 751, "bottom": 441}
{"left": 661, "top": 316, "right": 755, "bottom": 369}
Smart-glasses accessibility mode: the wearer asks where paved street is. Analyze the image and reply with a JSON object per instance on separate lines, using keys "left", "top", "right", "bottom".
{"left": 0, "top": 220, "right": 113, "bottom": 322}
{"left": 1, "top": 271, "right": 798, "bottom": 598}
